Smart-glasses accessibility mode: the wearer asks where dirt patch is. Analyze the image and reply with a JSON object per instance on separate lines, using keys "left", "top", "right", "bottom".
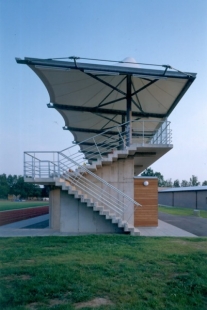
{"left": 188, "top": 242, "right": 207, "bottom": 250}
{"left": 21, "top": 274, "right": 31, "bottom": 280}
{"left": 27, "top": 299, "right": 67, "bottom": 309}
{"left": 169, "top": 273, "right": 189, "bottom": 278}
{"left": 49, "top": 299, "right": 68, "bottom": 306}
{"left": 23, "top": 259, "right": 35, "bottom": 263}
{"left": 26, "top": 302, "right": 44, "bottom": 309}
{"left": 3, "top": 274, "right": 31, "bottom": 281}
{"left": 74, "top": 297, "right": 114, "bottom": 309}
{"left": 172, "top": 240, "right": 188, "bottom": 246}
{"left": 159, "top": 261, "right": 176, "bottom": 266}
{"left": 173, "top": 240, "right": 207, "bottom": 250}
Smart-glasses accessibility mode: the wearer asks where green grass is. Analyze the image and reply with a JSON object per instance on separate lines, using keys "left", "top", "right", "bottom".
{"left": 159, "top": 205, "right": 207, "bottom": 218}
{"left": 0, "top": 235, "right": 207, "bottom": 310}
{"left": 0, "top": 200, "right": 49, "bottom": 212}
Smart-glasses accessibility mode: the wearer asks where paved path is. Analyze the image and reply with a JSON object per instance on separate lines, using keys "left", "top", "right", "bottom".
{"left": 159, "top": 212, "right": 207, "bottom": 236}
{"left": 0, "top": 218, "right": 196, "bottom": 237}
{"left": 0, "top": 214, "right": 49, "bottom": 229}
{"left": 0, "top": 228, "right": 77, "bottom": 237}
{"left": 0, "top": 213, "right": 201, "bottom": 238}
{"left": 138, "top": 220, "right": 196, "bottom": 237}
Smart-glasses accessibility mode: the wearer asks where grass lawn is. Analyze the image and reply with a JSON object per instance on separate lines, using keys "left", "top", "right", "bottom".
{"left": 0, "top": 235, "right": 207, "bottom": 310}
{"left": 159, "top": 205, "right": 207, "bottom": 218}
{"left": 0, "top": 201, "right": 49, "bottom": 212}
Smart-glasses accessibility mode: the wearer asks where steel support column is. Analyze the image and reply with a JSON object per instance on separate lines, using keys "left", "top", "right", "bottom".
{"left": 126, "top": 75, "right": 132, "bottom": 146}
{"left": 118, "top": 115, "right": 125, "bottom": 150}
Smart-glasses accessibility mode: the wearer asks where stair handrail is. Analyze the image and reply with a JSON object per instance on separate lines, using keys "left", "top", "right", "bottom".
{"left": 24, "top": 153, "right": 140, "bottom": 216}
{"left": 24, "top": 118, "right": 173, "bottom": 219}
{"left": 59, "top": 152, "right": 141, "bottom": 207}
{"left": 60, "top": 119, "right": 171, "bottom": 153}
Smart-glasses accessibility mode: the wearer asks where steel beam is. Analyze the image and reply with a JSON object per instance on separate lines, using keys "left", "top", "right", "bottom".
{"left": 84, "top": 72, "right": 126, "bottom": 96}
{"left": 126, "top": 75, "right": 132, "bottom": 146}
{"left": 97, "top": 76, "right": 126, "bottom": 107}
{"left": 64, "top": 126, "right": 118, "bottom": 135}
{"left": 48, "top": 103, "right": 166, "bottom": 118}
{"left": 131, "top": 79, "right": 158, "bottom": 97}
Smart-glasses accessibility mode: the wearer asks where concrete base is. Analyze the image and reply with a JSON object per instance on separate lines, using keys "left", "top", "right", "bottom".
{"left": 194, "top": 210, "right": 200, "bottom": 217}
{"left": 49, "top": 188, "right": 124, "bottom": 234}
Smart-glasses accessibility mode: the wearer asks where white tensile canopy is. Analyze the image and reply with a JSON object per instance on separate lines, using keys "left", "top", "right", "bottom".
{"left": 16, "top": 56, "right": 196, "bottom": 146}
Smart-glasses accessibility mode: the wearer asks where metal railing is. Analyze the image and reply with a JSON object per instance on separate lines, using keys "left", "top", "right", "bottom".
{"left": 24, "top": 120, "right": 171, "bottom": 220}
{"left": 24, "top": 151, "right": 140, "bottom": 219}
{"left": 60, "top": 119, "right": 172, "bottom": 165}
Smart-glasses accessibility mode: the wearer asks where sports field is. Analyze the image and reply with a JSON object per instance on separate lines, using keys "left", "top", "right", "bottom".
{"left": 0, "top": 200, "right": 49, "bottom": 212}
{"left": 0, "top": 235, "right": 207, "bottom": 310}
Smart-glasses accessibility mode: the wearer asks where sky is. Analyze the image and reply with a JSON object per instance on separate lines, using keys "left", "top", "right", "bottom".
{"left": 0, "top": 0, "right": 207, "bottom": 183}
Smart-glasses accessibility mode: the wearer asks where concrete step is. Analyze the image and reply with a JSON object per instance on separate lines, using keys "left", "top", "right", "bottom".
{"left": 87, "top": 165, "right": 97, "bottom": 171}
{"left": 99, "top": 209, "right": 110, "bottom": 217}
{"left": 124, "top": 224, "right": 135, "bottom": 232}
{"left": 68, "top": 188, "right": 78, "bottom": 195}
{"left": 84, "top": 145, "right": 141, "bottom": 172}
{"left": 93, "top": 205, "right": 103, "bottom": 211}
{"left": 55, "top": 181, "right": 65, "bottom": 187}
{"left": 85, "top": 198, "right": 93, "bottom": 204}
{"left": 117, "top": 153, "right": 128, "bottom": 159}
{"left": 62, "top": 185, "right": 70, "bottom": 190}
{"left": 130, "top": 228, "right": 140, "bottom": 236}
{"left": 80, "top": 195, "right": 88, "bottom": 202}
{"left": 101, "top": 158, "right": 113, "bottom": 165}
{"left": 105, "top": 213, "right": 116, "bottom": 220}
{"left": 112, "top": 216, "right": 121, "bottom": 224}
{"left": 118, "top": 220, "right": 127, "bottom": 228}
{"left": 94, "top": 160, "right": 102, "bottom": 168}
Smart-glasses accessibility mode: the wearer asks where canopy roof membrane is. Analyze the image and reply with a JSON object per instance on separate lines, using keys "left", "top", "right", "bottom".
{"left": 16, "top": 56, "right": 196, "bottom": 144}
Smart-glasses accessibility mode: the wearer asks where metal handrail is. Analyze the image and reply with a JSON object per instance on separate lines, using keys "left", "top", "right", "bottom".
{"left": 60, "top": 119, "right": 172, "bottom": 153}
{"left": 24, "top": 119, "right": 172, "bottom": 221}
{"left": 25, "top": 120, "right": 172, "bottom": 166}
{"left": 24, "top": 157, "right": 128, "bottom": 217}
{"left": 59, "top": 152, "right": 140, "bottom": 206}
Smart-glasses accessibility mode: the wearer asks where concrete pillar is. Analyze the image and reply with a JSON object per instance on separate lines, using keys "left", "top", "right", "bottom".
{"left": 49, "top": 188, "right": 60, "bottom": 230}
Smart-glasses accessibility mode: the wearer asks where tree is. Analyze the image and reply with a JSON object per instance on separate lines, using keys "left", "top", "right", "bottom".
{"left": 173, "top": 179, "right": 180, "bottom": 187}
{"left": 202, "top": 180, "right": 207, "bottom": 186}
{"left": 189, "top": 175, "right": 200, "bottom": 186}
{"left": 0, "top": 174, "right": 42, "bottom": 199}
{"left": 12, "top": 176, "right": 41, "bottom": 198}
{"left": 181, "top": 180, "right": 189, "bottom": 187}
{"left": 154, "top": 172, "right": 165, "bottom": 187}
{"left": 141, "top": 167, "right": 165, "bottom": 187}
{"left": 7, "top": 174, "right": 18, "bottom": 191}
{"left": 163, "top": 179, "right": 173, "bottom": 187}
{"left": 141, "top": 167, "right": 154, "bottom": 177}
{"left": 41, "top": 185, "right": 50, "bottom": 197}
{"left": 0, "top": 174, "right": 9, "bottom": 198}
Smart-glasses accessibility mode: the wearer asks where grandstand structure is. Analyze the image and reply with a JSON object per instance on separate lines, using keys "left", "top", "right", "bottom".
{"left": 16, "top": 56, "right": 196, "bottom": 235}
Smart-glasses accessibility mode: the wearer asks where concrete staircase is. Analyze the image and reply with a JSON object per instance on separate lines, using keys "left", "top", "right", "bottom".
{"left": 24, "top": 121, "right": 147, "bottom": 235}
{"left": 76, "top": 146, "right": 139, "bottom": 174}
{"left": 54, "top": 178, "right": 140, "bottom": 236}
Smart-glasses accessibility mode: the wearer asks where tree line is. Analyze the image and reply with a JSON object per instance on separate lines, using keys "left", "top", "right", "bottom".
{"left": 141, "top": 168, "right": 207, "bottom": 187}
{"left": 1, "top": 170, "right": 206, "bottom": 199}
{"left": 0, "top": 174, "right": 49, "bottom": 199}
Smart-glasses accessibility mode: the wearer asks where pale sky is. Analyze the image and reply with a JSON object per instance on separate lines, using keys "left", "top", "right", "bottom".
{"left": 0, "top": 0, "right": 207, "bottom": 183}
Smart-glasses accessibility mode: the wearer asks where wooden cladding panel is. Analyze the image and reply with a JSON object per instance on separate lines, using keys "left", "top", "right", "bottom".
{"left": 134, "top": 178, "right": 158, "bottom": 227}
